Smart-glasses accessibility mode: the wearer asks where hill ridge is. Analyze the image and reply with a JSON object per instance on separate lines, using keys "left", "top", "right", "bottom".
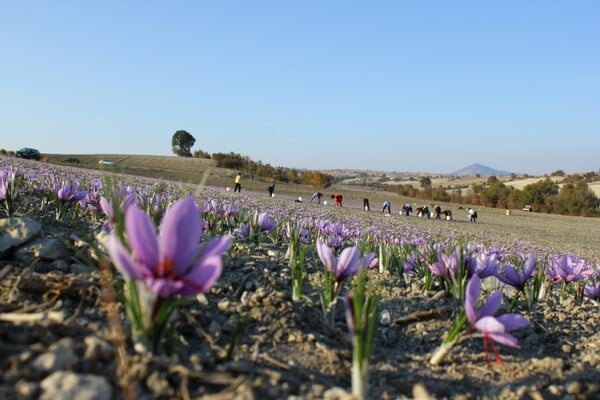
{"left": 451, "top": 163, "right": 513, "bottom": 177}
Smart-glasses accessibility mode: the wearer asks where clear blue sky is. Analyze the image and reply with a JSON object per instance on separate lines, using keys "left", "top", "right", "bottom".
{"left": 1, "top": 1, "right": 598, "bottom": 175}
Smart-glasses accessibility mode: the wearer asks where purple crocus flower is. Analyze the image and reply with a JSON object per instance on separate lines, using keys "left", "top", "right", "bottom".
{"left": 548, "top": 254, "right": 594, "bottom": 283}
{"left": 469, "top": 251, "right": 501, "bottom": 279}
{"left": 256, "top": 211, "right": 276, "bottom": 232}
{"left": 54, "top": 182, "right": 88, "bottom": 204}
{"left": 317, "top": 241, "right": 363, "bottom": 296}
{"left": 429, "top": 250, "right": 460, "bottom": 281}
{"left": 363, "top": 252, "right": 378, "bottom": 270}
{"left": 237, "top": 223, "right": 252, "bottom": 239}
{"left": 285, "top": 221, "right": 310, "bottom": 244}
{"left": 584, "top": 281, "right": 600, "bottom": 300}
{"left": 495, "top": 255, "right": 537, "bottom": 292}
{"left": 106, "top": 196, "right": 233, "bottom": 298}
{"left": 99, "top": 194, "right": 136, "bottom": 232}
{"left": 0, "top": 173, "right": 10, "bottom": 201}
{"left": 403, "top": 254, "right": 419, "bottom": 274}
{"left": 465, "top": 275, "right": 529, "bottom": 365}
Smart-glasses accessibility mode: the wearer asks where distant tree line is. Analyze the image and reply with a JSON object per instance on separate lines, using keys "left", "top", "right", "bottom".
{"left": 197, "top": 150, "right": 334, "bottom": 188}
{"left": 172, "top": 130, "right": 333, "bottom": 187}
{"left": 376, "top": 174, "right": 600, "bottom": 217}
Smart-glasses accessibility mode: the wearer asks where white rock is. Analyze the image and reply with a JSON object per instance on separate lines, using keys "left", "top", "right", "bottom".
{"left": 40, "top": 371, "right": 112, "bottom": 400}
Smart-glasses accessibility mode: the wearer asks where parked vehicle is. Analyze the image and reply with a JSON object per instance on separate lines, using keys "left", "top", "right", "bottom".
{"left": 62, "top": 157, "right": 80, "bottom": 164}
{"left": 98, "top": 159, "right": 116, "bottom": 166}
{"left": 523, "top": 205, "right": 533, "bottom": 212}
{"left": 16, "top": 148, "right": 41, "bottom": 160}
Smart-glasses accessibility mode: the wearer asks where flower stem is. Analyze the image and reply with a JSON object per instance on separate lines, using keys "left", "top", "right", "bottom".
{"left": 351, "top": 358, "right": 368, "bottom": 400}
{"left": 430, "top": 340, "right": 456, "bottom": 366}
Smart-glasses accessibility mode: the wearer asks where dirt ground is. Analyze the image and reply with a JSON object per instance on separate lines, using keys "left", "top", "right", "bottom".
{"left": 2, "top": 196, "right": 600, "bottom": 400}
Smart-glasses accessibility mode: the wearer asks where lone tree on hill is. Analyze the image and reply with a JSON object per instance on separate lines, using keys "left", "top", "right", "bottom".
{"left": 172, "top": 130, "right": 195, "bottom": 157}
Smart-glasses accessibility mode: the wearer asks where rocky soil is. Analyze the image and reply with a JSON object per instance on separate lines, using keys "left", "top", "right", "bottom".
{"left": 1, "top": 194, "right": 600, "bottom": 400}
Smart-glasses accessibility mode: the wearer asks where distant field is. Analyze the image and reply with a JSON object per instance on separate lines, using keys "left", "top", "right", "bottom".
{"left": 45, "top": 154, "right": 235, "bottom": 187}
{"left": 379, "top": 174, "right": 600, "bottom": 199}
{"left": 23, "top": 153, "right": 600, "bottom": 261}
{"left": 44, "top": 153, "right": 328, "bottom": 199}
{"left": 42, "top": 153, "right": 600, "bottom": 203}
{"left": 589, "top": 182, "right": 600, "bottom": 197}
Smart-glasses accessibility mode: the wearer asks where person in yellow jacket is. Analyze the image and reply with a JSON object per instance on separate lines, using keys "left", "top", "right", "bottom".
{"left": 234, "top": 173, "right": 241, "bottom": 192}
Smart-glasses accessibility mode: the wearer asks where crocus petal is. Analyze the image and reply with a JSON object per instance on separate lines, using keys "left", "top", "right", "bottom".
{"left": 178, "top": 236, "right": 234, "bottom": 296}
{"left": 498, "top": 265, "right": 520, "bottom": 287}
{"left": 362, "top": 252, "right": 376, "bottom": 269}
{"left": 337, "top": 246, "right": 361, "bottom": 280}
{"left": 180, "top": 256, "right": 222, "bottom": 296}
{"left": 488, "top": 332, "right": 520, "bottom": 348}
{"left": 479, "top": 292, "right": 502, "bottom": 318}
{"left": 497, "top": 313, "right": 529, "bottom": 331}
{"left": 125, "top": 207, "right": 160, "bottom": 269}
{"left": 144, "top": 277, "right": 185, "bottom": 298}
{"left": 475, "top": 316, "right": 505, "bottom": 333}
{"left": 465, "top": 275, "right": 481, "bottom": 323}
{"left": 523, "top": 256, "right": 537, "bottom": 277}
{"left": 105, "top": 235, "right": 148, "bottom": 280}
{"left": 158, "top": 196, "right": 201, "bottom": 274}
{"left": 201, "top": 235, "right": 234, "bottom": 258}
{"left": 317, "top": 240, "right": 337, "bottom": 274}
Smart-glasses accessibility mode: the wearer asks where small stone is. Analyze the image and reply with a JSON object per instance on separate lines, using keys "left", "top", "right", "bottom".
{"left": 217, "top": 299, "right": 230, "bottom": 311}
{"left": 547, "top": 384, "right": 561, "bottom": 395}
{"left": 40, "top": 371, "right": 111, "bottom": 400}
{"left": 240, "top": 291, "right": 251, "bottom": 305}
{"left": 323, "top": 386, "right": 353, "bottom": 400}
{"left": 529, "top": 390, "right": 544, "bottom": 400}
{"left": 566, "top": 381, "right": 582, "bottom": 395}
{"left": 379, "top": 309, "right": 391, "bottom": 326}
{"left": 196, "top": 293, "right": 208, "bottom": 305}
{"left": 561, "top": 344, "right": 572, "bottom": 354}
{"left": 15, "top": 380, "right": 38, "bottom": 397}
{"left": 31, "top": 338, "right": 78, "bottom": 373}
{"left": 83, "top": 336, "right": 112, "bottom": 361}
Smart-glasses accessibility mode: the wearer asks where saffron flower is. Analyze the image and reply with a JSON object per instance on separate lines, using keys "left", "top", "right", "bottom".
{"left": 0, "top": 167, "right": 17, "bottom": 216}
{"left": 52, "top": 181, "right": 88, "bottom": 220}
{"left": 107, "top": 196, "right": 233, "bottom": 298}
{"left": 429, "top": 250, "right": 460, "bottom": 281}
{"left": 469, "top": 251, "right": 501, "bottom": 279}
{"left": 237, "top": 211, "right": 277, "bottom": 243}
{"left": 430, "top": 274, "right": 529, "bottom": 366}
{"left": 317, "top": 240, "right": 363, "bottom": 296}
{"left": 495, "top": 255, "right": 537, "bottom": 292}
{"left": 465, "top": 275, "right": 529, "bottom": 365}
{"left": 257, "top": 211, "right": 277, "bottom": 232}
{"left": 317, "top": 241, "right": 370, "bottom": 326}
{"left": 584, "top": 281, "right": 600, "bottom": 300}
{"left": 106, "top": 195, "right": 233, "bottom": 351}
{"left": 285, "top": 221, "right": 311, "bottom": 301}
{"left": 548, "top": 254, "right": 593, "bottom": 283}
{"left": 429, "top": 247, "right": 469, "bottom": 300}
{"left": 548, "top": 254, "right": 594, "bottom": 302}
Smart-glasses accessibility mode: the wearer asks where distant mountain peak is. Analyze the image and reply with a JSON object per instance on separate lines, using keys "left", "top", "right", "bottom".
{"left": 451, "top": 163, "right": 512, "bottom": 177}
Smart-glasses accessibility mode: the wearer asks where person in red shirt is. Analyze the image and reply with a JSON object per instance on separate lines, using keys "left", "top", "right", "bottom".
{"left": 331, "top": 193, "right": 343, "bottom": 207}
